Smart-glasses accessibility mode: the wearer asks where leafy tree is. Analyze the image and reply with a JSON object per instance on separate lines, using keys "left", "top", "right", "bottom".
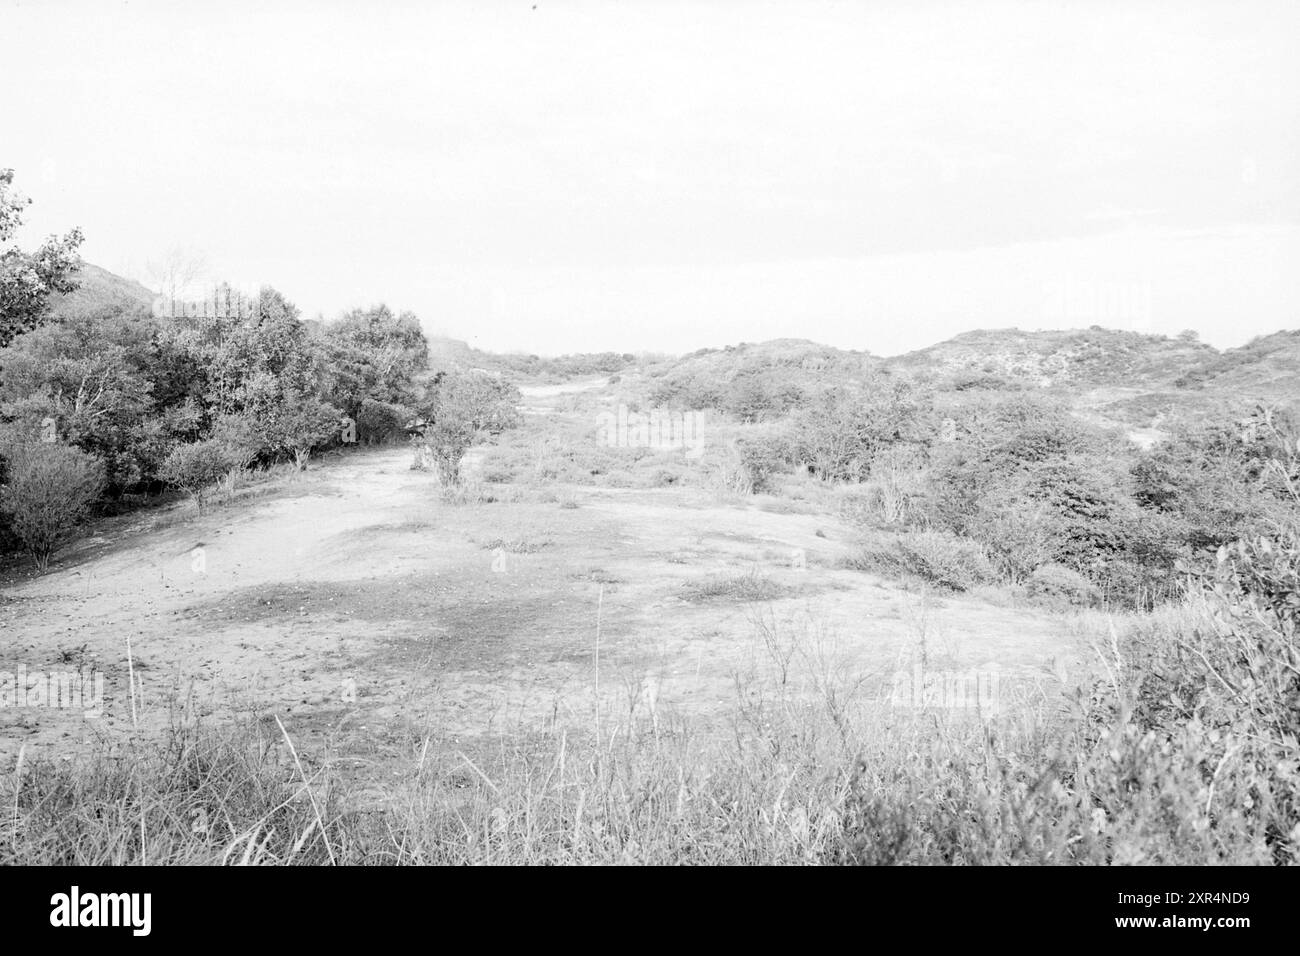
{"left": 321, "top": 304, "right": 428, "bottom": 425}
{"left": 414, "top": 370, "right": 520, "bottom": 485}
{"left": 256, "top": 389, "right": 344, "bottom": 469}
{"left": 0, "top": 305, "right": 163, "bottom": 489}
{"left": 159, "top": 439, "right": 234, "bottom": 512}
{"left": 0, "top": 169, "right": 84, "bottom": 347}
{"left": 0, "top": 442, "right": 105, "bottom": 571}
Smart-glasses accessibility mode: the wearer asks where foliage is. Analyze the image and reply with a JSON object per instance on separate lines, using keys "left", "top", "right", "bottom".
{"left": 320, "top": 304, "right": 428, "bottom": 420}
{"left": 786, "top": 379, "right": 932, "bottom": 483}
{"left": 845, "top": 530, "right": 994, "bottom": 591}
{"left": 1026, "top": 563, "right": 1100, "bottom": 606}
{"left": 356, "top": 397, "right": 414, "bottom": 445}
{"left": 255, "top": 391, "right": 344, "bottom": 468}
{"left": 0, "top": 168, "right": 84, "bottom": 348}
{"left": 158, "top": 439, "right": 235, "bottom": 510}
{"left": 0, "top": 441, "right": 105, "bottom": 571}
{"left": 414, "top": 371, "right": 521, "bottom": 485}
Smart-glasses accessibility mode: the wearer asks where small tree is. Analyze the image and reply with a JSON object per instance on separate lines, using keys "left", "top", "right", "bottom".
{"left": 0, "top": 442, "right": 105, "bottom": 572}
{"left": 415, "top": 371, "right": 520, "bottom": 486}
{"left": 209, "top": 412, "right": 263, "bottom": 469}
{"left": 269, "top": 394, "right": 344, "bottom": 469}
{"left": 357, "top": 397, "right": 414, "bottom": 444}
{"left": 159, "top": 439, "right": 234, "bottom": 512}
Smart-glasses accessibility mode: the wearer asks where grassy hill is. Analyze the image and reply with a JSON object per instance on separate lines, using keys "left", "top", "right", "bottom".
{"left": 883, "top": 327, "right": 1218, "bottom": 390}
{"left": 46, "top": 262, "right": 156, "bottom": 319}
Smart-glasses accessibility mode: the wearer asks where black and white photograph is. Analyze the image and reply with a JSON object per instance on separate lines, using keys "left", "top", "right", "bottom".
{"left": 0, "top": 0, "right": 1296, "bottom": 914}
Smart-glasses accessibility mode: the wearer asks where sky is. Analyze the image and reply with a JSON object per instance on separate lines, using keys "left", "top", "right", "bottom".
{"left": 3, "top": 0, "right": 1298, "bottom": 356}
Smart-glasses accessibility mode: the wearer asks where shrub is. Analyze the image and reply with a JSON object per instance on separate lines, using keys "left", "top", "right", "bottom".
{"left": 259, "top": 393, "right": 344, "bottom": 469}
{"left": 357, "top": 398, "right": 413, "bottom": 445}
{"left": 856, "top": 446, "right": 928, "bottom": 527}
{"left": 734, "top": 432, "right": 792, "bottom": 495}
{"left": 1026, "top": 563, "right": 1099, "bottom": 607}
{"left": 0, "top": 442, "right": 106, "bottom": 571}
{"left": 789, "top": 381, "right": 933, "bottom": 483}
{"left": 892, "top": 531, "right": 995, "bottom": 591}
{"left": 722, "top": 371, "right": 805, "bottom": 423}
{"left": 415, "top": 371, "right": 521, "bottom": 486}
{"left": 681, "top": 569, "right": 790, "bottom": 603}
{"left": 974, "top": 497, "right": 1062, "bottom": 581}
{"left": 159, "top": 439, "right": 235, "bottom": 512}
{"left": 208, "top": 413, "right": 262, "bottom": 469}
{"left": 844, "top": 530, "right": 994, "bottom": 591}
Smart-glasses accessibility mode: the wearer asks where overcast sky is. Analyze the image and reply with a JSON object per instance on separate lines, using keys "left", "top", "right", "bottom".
{"left": 5, "top": 0, "right": 1297, "bottom": 355}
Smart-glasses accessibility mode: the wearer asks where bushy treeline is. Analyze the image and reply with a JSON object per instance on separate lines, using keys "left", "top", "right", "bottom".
{"left": 488, "top": 350, "right": 635, "bottom": 380}
{"left": 0, "top": 293, "right": 428, "bottom": 483}
{"left": 0, "top": 269, "right": 430, "bottom": 567}
{"left": 695, "top": 368, "right": 1297, "bottom": 609}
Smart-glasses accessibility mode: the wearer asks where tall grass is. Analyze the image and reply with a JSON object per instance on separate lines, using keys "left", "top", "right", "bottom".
{"left": 3, "top": 568, "right": 1295, "bottom": 864}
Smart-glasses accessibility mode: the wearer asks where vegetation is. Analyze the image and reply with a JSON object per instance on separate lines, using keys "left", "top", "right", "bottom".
{"left": 4, "top": 537, "right": 1295, "bottom": 863}
{"left": 3, "top": 167, "right": 1298, "bottom": 866}
{"left": 0, "top": 441, "right": 105, "bottom": 571}
{"left": 1, "top": 168, "right": 85, "bottom": 348}
{"left": 412, "top": 370, "right": 521, "bottom": 487}
{"left": 0, "top": 170, "right": 443, "bottom": 569}
{"left": 157, "top": 439, "right": 235, "bottom": 512}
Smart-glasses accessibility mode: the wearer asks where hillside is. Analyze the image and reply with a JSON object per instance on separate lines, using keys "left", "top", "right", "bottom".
{"left": 1173, "top": 329, "right": 1300, "bottom": 396}
{"left": 643, "top": 338, "right": 879, "bottom": 390}
{"left": 884, "top": 327, "right": 1218, "bottom": 390}
{"left": 427, "top": 333, "right": 636, "bottom": 382}
{"left": 45, "top": 261, "right": 155, "bottom": 319}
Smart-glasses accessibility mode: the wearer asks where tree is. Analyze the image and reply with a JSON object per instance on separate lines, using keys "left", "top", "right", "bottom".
{"left": 0, "top": 305, "right": 165, "bottom": 490}
{"left": 257, "top": 390, "right": 344, "bottom": 469}
{"left": 159, "top": 439, "right": 234, "bottom": 512}
{"left": 414, "top": 371, "right": 520, "bottom": 485}
{"left": 0, "top": 442, "right": 105, "bottom": 571}
{"left": 320, "top": 304, "right": 428, "bottom": 429}
{"left": 0, "top": 169, "right": 84, "bottom": 347}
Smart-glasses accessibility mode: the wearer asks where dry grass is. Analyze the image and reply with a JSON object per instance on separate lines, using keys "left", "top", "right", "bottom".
{"left": 4, "top": 575, "right": 1295, "bottom": 865}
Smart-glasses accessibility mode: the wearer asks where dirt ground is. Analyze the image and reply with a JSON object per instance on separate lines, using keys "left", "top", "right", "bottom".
{"left": 0, "top": 386, "right": 1084, "bottom": 775}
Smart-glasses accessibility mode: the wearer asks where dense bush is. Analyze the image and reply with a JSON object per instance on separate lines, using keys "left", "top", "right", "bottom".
{"left": 786, "top": 380, "right": 932, "bottom": 483}
{"left": 921, "top": 397, "right": 1193, "bottom": 605}
{"left": 891, "top": 531, "right": 994, "bottom": 591}
{"left": 255, "top": 391, "right": 344, "bottom": 469}
{"left": 733, "top": 430, "right": 794, "bottom": 494}
{"left": 1132, "top": 406, "right": 1298, "bottom": 549}
{"left": 1026, "top": 563, "right": 1099, "bottom": 606}
{"left": 159, "top": 439, "right": 234, "bottom": 511}
{"left": 357, "top": 397, "right": 414, "bottom": 444}
{"left": 845, "top": 530, "right": 994, "bottom": 591}
{"left": 0, "top": 442, "right": 105, "bottom": 571}
{"left": 413, "top": 371, "right": 521, "bottom": 486}
{"left": 208, "top": 412, "right": 262, "bottom": 469}
{"left": 320, "top": 304, "right": 428, "bottom": 421}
